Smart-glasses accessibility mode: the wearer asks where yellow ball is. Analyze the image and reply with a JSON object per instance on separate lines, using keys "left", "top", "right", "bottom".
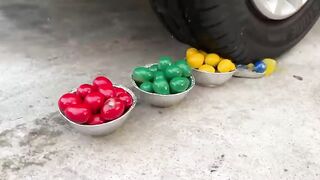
{"left": 199, "top": 50, "right": 207, "bottom": 57}
{"left": 205, "top": 53, "right": 221, "bottom": 67}
{"left": 187, "top": 53, "right": 205, "bottom": 68}
{"left": 199, "top": 64, "right": 215, "bottom": 73}
{"left": 186, "top": 48, "right": 198, "bottom": 58}
{"left": 217, "top": 59, "right": 236, "bottom": 73}
{"left": 263, "top": 58, "right": 277, "bottom": 76}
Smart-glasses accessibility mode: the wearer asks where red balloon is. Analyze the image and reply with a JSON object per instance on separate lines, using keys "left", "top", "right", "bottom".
{"left": 58, "top": 93, "right": 82, "bottom": 111}
{"left": 98, "top": 85, "right": 115, "bottom": 99}
{"left": 114, "top": 87, "right": 126, "bottom": 97}
{"left": 86, "top": 114, "right": 104, "bottom": 125}
{"left": 118, "top": 93, "right": 133, "bottom": 109}
{"left": 101, "top": 98, "right": 125, "bottom": 121}
{"left": 76, "top": 84, "right": 95, "bottom": 98}
{"left": 64, "top": 104, "right": 92, "bottom": 124}
{"left": 84, "top": 92, "right": 105, "bottom": 113}
{"left": 93, "top": 76, "right": 112, "bottom": 89}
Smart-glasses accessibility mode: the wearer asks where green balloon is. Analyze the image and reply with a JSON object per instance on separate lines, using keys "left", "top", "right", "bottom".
{"left": 170, "top": 77, "right": 190, "bottom": 93}
{"left": 164, "top": 65, "right": 183, "bottom": 80}
{"left": 139, "top": 81, "right": 154, "bottom": 93}
{"left": 186, "top": 77, "right": 191, "bottom": 87}
{"left": 132, "top": 67, "right": 153, "bottom": 83}
{"left": 175, "top": 60, "right": 192, "bottom": 77}
{"left": 149, "top": 64, "right": 158, "bottom": 73}
{"left": 153, "top": 79, "right": 170, "bottom": 95}
{"left": 175, "top": 59, "right": 187, "bottom": 66}
{"left": 154, "top": 71, "right": 166, "bottom": 81}
{"left": 158, "top": 56, "right": 173, "bottom": 71}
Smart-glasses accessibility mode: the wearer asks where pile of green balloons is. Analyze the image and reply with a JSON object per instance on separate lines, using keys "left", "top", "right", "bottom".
{"left": 132, "top": 56, "right": 192, "bottom": 95}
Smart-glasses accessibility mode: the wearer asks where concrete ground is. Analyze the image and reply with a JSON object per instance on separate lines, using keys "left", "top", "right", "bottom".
{"left": 0, "top": 0, "right": 320, "bottom": 179}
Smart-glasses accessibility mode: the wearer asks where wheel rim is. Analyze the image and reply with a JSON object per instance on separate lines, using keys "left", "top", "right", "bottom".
{"left": 251, "top": 0, "right": 309, "bottom": 20}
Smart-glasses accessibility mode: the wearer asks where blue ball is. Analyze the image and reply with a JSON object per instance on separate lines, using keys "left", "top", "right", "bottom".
{"left": 254, "top": 61, "right": 267, "bottom": 73}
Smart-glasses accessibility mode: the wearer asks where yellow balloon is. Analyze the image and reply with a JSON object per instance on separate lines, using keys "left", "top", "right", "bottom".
{"left": 205, "top": 53, "right": 221, "bottom": 67}
{"left": 186, "top": 48, "right": 198, "bottom": 58}
{"left": 247, "top": 63, "right": 254, "bottom": 71}
{"left": 199, "top": 64, "right": 215, "bottom": 73}
{"left": 187, "top": 53, "right": 205, "bottom": 68}
{"left": 230, "top": 62, "right": 236, "bottom": 71}
{"left": 218, "top": 59, "right": 236, "bottom": 73}
{"left": 263, "top": 58, "right": 277, "bottom": 76}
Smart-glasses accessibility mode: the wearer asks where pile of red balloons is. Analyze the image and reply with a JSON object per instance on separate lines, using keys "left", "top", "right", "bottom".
{"left": 58, "top": 76, "right": 133, "bottom": 125}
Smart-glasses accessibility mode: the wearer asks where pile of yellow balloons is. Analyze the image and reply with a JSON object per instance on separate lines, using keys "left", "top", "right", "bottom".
{"left": 186, "top": 48, "right": 236, "bottom": 73}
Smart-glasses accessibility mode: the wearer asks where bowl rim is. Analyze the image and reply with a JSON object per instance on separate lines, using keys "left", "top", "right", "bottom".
{"left": 192, "top": 67, "right": 236, "bottom": 75}
{"left": 59, "top": 84, "right": 137, "bottom": 127}
{"left": 131, "top": 63, "right": 195, "bottom": 97}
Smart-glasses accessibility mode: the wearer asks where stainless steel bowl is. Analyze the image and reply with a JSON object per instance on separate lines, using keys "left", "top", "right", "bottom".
{"left": 233, "top": 68, "right": 265, "bottom": 79}
{"left": 131, "top": 64, "right": 195, "bottom": 108}
{"left": 192, "top": 68, "right": 235, "bottom": 87}
{"left": 59, "top": 85, "right": 137, "bottom": 136}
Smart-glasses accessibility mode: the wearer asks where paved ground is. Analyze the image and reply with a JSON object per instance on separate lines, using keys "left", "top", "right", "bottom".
{"left": 0, "top": 0, "right": 320, "bottom": 179}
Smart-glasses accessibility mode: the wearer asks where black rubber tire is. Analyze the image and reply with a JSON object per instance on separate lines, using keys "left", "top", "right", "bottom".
{"left": 150, "top": 0, "right": 320, "bottom": 64}
{"left": 149, "top": 0, "right": 198, "bottom": 47}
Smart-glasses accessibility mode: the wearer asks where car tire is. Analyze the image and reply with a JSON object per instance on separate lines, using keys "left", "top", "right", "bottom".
{"left": 150, "top": 0, "right": 320, "bottom": 64}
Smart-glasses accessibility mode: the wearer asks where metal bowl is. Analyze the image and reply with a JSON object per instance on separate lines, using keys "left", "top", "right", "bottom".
{"left": 192, "top": 68, "right": 235, "bottom": 87}
{"left": 59, "top": 85, "right": 137, "bottom": 136}
{"left": 131, "top": 64, "right": 195, "bottom": 108}
{"left": 233, "top": 68, "right": 265, "bottom": 79}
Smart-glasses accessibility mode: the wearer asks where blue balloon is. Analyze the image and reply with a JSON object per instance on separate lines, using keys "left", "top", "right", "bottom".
{"left": 254, "top": 61, "right": 266, "bottom": 73}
